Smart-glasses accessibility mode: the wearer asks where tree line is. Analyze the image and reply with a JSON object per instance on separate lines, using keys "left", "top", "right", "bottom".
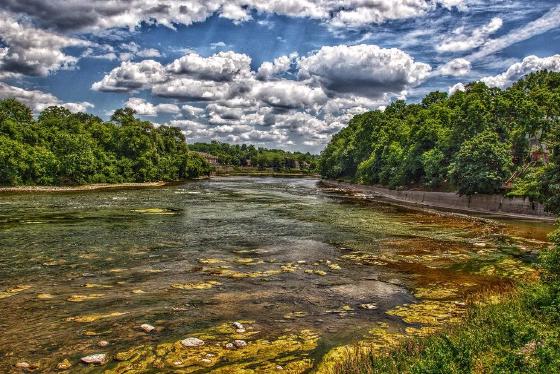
{"left": 0, "top": 101, "right": 211, "bottom": 186}
{"left": 190, "top": 141, "right": 318, "bottom": 172}
{"left": 319, "top": 70, "right": 560, "bottom": 213}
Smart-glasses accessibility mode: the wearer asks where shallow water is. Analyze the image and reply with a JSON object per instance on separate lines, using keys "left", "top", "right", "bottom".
{"left": 0, "top": 177, "right": 553, "bottom": 373}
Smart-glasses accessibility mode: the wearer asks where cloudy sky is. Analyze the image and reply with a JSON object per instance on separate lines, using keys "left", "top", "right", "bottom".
{"left": 1, "top": 1, "right": 559, "bottom": 152}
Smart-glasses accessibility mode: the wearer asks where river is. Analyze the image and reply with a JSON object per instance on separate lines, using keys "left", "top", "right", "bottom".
{"left": 0, "top": 177, "right": 553, "bottom": 373}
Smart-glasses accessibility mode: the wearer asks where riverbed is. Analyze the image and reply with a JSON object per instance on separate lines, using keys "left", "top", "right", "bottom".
{"left": 0, "top": 177, "right": 553, "bottom": 373}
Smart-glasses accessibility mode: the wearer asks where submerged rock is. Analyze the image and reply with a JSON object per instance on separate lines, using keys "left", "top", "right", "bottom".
{"left": 360, "top": 303, "right": 377, "bottom": 310}
{"left": 98, "top": 340, "right": 109, "bottom": 347}
{"left": 233, "top": 339, "right": 247, "bottom": 348}
{"left": 141, "top": 324, "right": 155, "bottom": 333}
{"left": 181, "top": 337, "right": 204, "bottom": 347}
{"left": 80, "top": 354, "right": 106, "bottom": 365}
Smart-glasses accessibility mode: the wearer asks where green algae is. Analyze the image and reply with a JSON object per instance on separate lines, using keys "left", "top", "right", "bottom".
{"left": 0, "top": 285, "right": 31, "bottom": 299}
{"left": 170, "top": 280, "right": 221, "bottom": 290}
{"left": 66, "top": 312, "right": 127, "bottom": 323}
{"left": 387, "top": 300, "right": 466, "bottom": 326}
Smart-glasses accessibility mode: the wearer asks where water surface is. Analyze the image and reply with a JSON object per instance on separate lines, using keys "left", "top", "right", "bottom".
{"left": 0, "top": 177, "right": 552, "bottom": 372}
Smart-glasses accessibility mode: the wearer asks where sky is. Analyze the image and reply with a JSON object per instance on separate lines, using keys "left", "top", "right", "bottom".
{"left": 0, "top": 1, "right": 559, "bottom": 153}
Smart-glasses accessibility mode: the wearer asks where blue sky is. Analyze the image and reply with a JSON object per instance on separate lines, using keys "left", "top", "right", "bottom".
{"left": 1, "top": 1, "right": 559, "bottom": 152}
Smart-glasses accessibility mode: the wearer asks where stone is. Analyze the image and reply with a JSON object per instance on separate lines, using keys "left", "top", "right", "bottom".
{"left": 474, "top": 242, "right": 487, "bottom": 247}
{"left": 98, "top": 340, "right": 109, "bottom": 347}
{"left": 232, "top": 321, "right": 244, "bottom": 330}
{"left": 233, "top": 339, "right": 247, "bottom": 348}
{"left": 236, "top": 328, "right": 246, "bottom": 333}
{"left": 225, "top": 343, "right": 235, "bottom": 349}
{"left": 276, "top": 365, "right": 284, "bottom": 370}
{"left": 57, "top": 359, "right": 72, "bottom": 370}
{"left": 360, "top": 303, "right": 378, "bottom": 310}
{"left": 15, "top": 362, "right": 31, "bottom": 369}
{"left": 181, "top": 337, "right": 204, "bottom": 347}
{"left": 141, "top": 324, "right": 155, "bottom": 333}
{"left": 80, "top": 354, "right": 106, "bottom": 365}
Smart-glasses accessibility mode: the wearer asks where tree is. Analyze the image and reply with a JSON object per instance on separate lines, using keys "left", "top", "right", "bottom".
{"left": 449, "top": 131, "right": 512, "bottom": 195}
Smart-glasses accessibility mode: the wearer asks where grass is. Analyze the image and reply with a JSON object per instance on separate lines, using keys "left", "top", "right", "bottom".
{"left": 329, "top": 252, "right": 560, "bottom": 373}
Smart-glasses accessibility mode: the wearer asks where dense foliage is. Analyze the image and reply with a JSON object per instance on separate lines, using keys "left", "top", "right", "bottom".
{"left": 190, "top": 141, "right": 318, "bottom": 172}
{"left": 320, "top": 71, "right": 560, "bottom": 204}
{"left": 0, "top": 100, "right": 211, "bottom": 186}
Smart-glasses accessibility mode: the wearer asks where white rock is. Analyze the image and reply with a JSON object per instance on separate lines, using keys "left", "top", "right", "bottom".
{"left": 181, "top": 337, "right": 204, "bottom": 347}
{"left": 140, "top": 324, "right": 155, "bottom": 333}
{"left": 80, "top": 354, "right": 106, "bottom": 365}
{"left": 233, "top": 339, "right": 247, "bottom": 348}
{"left": 232, "top": 321, "right": 244, "bottom": 329}
{"left": 97, "top": 340, "right": 109, "bottom": 347}
{"left": 236, "top": 328, "right": 246, "bottom": 333}
{"left": 474, "top": 242, "right": 487, "bottom": 247}
{"left": 360, "top": 303, "right": 377, "bottom": 310}
{"left": 15, "top": 362, "right": 31, "bottom": 369}
{"left": 225, "top": 343, "right": 235, "bottom": 349}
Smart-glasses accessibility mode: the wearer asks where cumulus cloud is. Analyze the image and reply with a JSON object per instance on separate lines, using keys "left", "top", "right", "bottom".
{"left": 436, "top": 17, "right": 503, "bottom": 53}
{"left": 125, "top": 97, "right": 180, "bottom": 116}
{"left": 167, "top": 51, "right": 252, "bottom": 81}
{"left": 0, "top": 0, "right": 463, "bottom": 32}
{"left": 298, "top": 44, "right": 431, "bottom": 98}
{"left": 0, "top": 82, "right": 93, "bottom": 112}
{"left": 480, "top": 54, "right": 560, "bottom": 88}
{"left": 252, "top": 80, "right": 327, "bottom": 110}
{"left": 256, "top": 54, "right": 297, "bottom": 80}
{"left": 0, "top": 11, "right": 89, "bottom": 77}
{"left": 438, "top": 58, "right": 471, "bottom": 76}
{"left": 448, "top": 82, "right": 466, "bottom": 95}
{"left": 92, "top": 60, "right": 166, "bottom": 92}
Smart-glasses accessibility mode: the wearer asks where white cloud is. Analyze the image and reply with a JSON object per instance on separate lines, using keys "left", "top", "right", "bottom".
{"left": 438, "top": 58, "right": 471, "bottom": 76}
{"left": 480, "top": 54, "right": 560, "bottom": 88}
{"left": 0, "top": 11, "right": 89, "bottom": 76}
{"left": 436, "top": 17, "right": 502, "bottom": 53}
{"left": 166, "top": 51, "right": 252, "bottom": 81}
{"left": 256, "top": 53, "right": 297, "bottom": 80}
{"left": 125, "top": 97, "right": 180, "bottom": 116}
{"left": 448, "top": 82, "right": 466, "bottom": 95}
{"left": 252, "top": 80, "right": 327, "bottom": 110}
{"left": 91, "top": 60, "right": 166, "bottom": 92}
{"left": 0, "top": 82, "right": 93, "bottom": 112}
{"left": 298, "top": 44, "right": 431, "bottom": 98}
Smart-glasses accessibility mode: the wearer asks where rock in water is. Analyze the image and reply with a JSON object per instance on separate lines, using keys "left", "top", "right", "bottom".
{"left": 57, "top": 359, "right": 72, "bottom": 370}
{"left": 225, "top": 343, "right": 235, "bottom": 350}
{"left": 232, "top": 321, "right": 244, "bottom": 330}
{"left": 15, "top": 362, "right": 31, "bottom": 369}
{"left": 180, "top": 337, "right": 204, "bottom": 347}
{"left": 80, "top": 354, "right": 106, "bottom": 365}
{"left": 97, "top": 340, "right": 109, "bottom": 347}
{"left": 140, "top": 323, "right": 155, "bottom": 333}
{"left": 233, "top": 339, "right": 247, "bottom": 348}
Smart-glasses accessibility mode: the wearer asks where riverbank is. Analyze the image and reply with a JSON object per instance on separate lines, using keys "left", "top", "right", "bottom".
{"left": 0, "top": 181, "right": 171, "bottom": 193}
{"left": 212, "top": 165, "right": 318, "bottom": 178}
{"left": 321, "top": 180, "right": 556, "bottom": 222}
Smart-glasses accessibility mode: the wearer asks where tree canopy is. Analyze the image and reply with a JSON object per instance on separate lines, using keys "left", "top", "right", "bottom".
{"left": 0, "top": 100, "right": 211, "bottom": 186}
{"left": 319, "top": 70, "right": 560, "bottom": 210}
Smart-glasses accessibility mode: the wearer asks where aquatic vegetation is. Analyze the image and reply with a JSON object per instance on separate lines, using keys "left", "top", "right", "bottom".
{"left": 478, "top": 258, "right": 537, "bottom": 279}
{"left": 36, "top": 293, "right": 54, "bottom": 299}
{"left": 66, "top": 312, "right": 127, "bottom": 323}
{"left": 131, "top": 208, "right": 177, "bottom": 215}
{"left": 67, "top": 293, "right": 104, "bottom": 302}
{"left": 83, "top": 283, "right": 113, "bottom": 289}
{"left": 105, "top": 324, "right": 319, "bottom": 373}
{"left": 386, "top": 300, "right": 466, "bottom": 326}
{"left": 170, "top": 280, "right": 221, "bottom": 290}
{"left": 0, "top": 285, "right": 31, "bottom": 299}
{"left": 414, "top": 284, "right": 459, "bottom": 300}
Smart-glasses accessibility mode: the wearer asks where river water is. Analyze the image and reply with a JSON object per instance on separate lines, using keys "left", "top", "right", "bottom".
{"left": 0, "top": 177, "right": 553, "bottom": 373}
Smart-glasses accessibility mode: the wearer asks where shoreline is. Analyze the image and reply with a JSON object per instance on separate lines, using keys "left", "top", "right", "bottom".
{"left": 321, "top": 179, "right": 557, "bottom": 222}
{"left": 0, "top": 181, "right": 172, "bottom": 193}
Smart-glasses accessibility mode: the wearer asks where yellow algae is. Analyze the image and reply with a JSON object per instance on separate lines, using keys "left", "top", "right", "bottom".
{"left": 283, "top": 311, "right": 307, "bottom": 319}
{"left": 66, "top": 311, "right": 127, "bottom": 323}
{"left": 131, "top": 208, "right": 176, "bottom": 215}
{"left": 414, "top": 284, "right": 459, "bottom": 300}
{"left": 42, "top": 259, "right": 66, "bottom": 266}
{"left": 170, "top": 280, "right": 221, "bottom": 290}
{"left": 205, "top": 268, "right": 283, "bottom": 279}
{"left": 304, "top": 269, "right": 327, "bottom": 276}
{"left": 280, "top": 263, "right": 299, "bottom": 272}
{"left": 386, "top": 300, "right": 465, "bottom": 326}
{"left": 36, "top": 293, "right": 54, "bottom": 300}
{"left": 0, "top": 285, "right": 31, "bottom": 299}
{"left": 106, "top": 328, "right": 319, "bottom": 373}
{"left": 478, "top": 258, "right": 537, "bottom": 279}
{"left": 131, "top": 289, "right": 145, "bottom": 294}
{"left": 405, "top": 326, "right": 440, "bottom": 337}
{"left": 327, "top": 263, "right": 342, "bottom": 271}
{"left": 84, "top": 283, "right": 113, "bottom": 289}
{"left": 234, "top": 258, "right": 258, "bottom": 265}
{"left": 67, "top": 293, "right": 104, "bottom": 302}
{"left": 198, "top": 258, "right": 225, "bottom": 264}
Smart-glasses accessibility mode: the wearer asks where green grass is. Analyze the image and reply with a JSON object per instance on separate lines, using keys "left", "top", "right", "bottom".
{"left": 330, "top": 273, "right": 560, "bottom": 373}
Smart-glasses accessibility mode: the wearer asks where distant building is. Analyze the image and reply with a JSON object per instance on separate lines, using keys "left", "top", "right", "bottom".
{"left": 193, "top": 151, "right": 219, "bottom": 165}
